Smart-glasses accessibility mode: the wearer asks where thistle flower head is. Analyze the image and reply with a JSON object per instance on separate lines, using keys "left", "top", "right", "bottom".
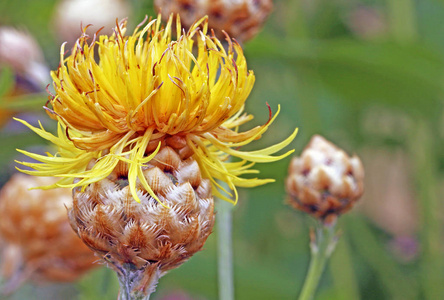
{"left": 0, "top": 174, "right": 97, "bottom": 293}
{"left": 16, "top": 15, "right": 297, "bottom": 205}
{"left": 68, "top": 146, "right": 215, "bottom": 296}
{"left": 154, "top": 0, "right": 273, "bottom": 42}
{"left": 286, "top": 135, "right": 364, "bottom": 225}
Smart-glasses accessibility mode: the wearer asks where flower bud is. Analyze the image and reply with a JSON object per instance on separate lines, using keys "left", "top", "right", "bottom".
{"left": 154, "top": 0, "right": 273, "bottom": 42}
{"left": 286, "top": 135, "right": 364, "bottom": 225}
{"left": 0, "top": 174, "right": 97, "bottom": 293}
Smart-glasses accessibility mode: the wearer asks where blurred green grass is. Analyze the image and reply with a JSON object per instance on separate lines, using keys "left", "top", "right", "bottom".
{"left": 1, "top": 0, "right": 444, "bottom": 299}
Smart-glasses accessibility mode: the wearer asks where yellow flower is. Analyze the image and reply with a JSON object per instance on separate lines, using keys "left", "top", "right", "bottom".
{"left": 16, "top": 15, "right": 297, "bottom": 204}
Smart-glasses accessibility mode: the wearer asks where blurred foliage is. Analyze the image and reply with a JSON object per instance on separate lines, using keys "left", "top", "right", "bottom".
{"left": 1, "top": 0, "right": 444, "bottom": 299}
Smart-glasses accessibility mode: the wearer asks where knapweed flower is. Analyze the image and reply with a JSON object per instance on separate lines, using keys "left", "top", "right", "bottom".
{"left": 16, "top": 15, "right": 297, "bottom": 205}
{"left": 16, "top": 15, "right": 296, "bottom": 298}
{"left": 286, "top": 135, "right": 364, "bottom": 225}
{"left": 155, "top": 0, "right": 273, "bottom": 42}
{"left": 68, "top": 147, "right": 214, "bottom": 296}
{"left": 0, "top": 174, "right": 97, "bottom": 294}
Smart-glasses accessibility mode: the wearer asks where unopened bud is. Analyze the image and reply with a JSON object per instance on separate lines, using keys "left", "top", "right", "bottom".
{"left": 286, "top": 135, "right": 364, "bottom": 225}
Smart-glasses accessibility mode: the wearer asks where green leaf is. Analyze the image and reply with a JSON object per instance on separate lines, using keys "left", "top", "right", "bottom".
{"left": 347, "top": 216, "right": 419, "bottom": 299}
{"left": 0, "top": 93, "right": 47, "bottom": 110}
{"left": 246, "top": 38, "right": 444, "bottom": 116}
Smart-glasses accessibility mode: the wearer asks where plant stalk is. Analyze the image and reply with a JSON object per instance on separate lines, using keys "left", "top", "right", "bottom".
{"left": 408, "top": 119, "right": 444, "bottom": 300}
{"left": 116, "top": 263, "right": 160, "bottom": 300}
{"left": 298, "top": 222, "right": 337, "bottom": 300}
{"left": 217, "top": 198, "right": 235, "bottom": 300}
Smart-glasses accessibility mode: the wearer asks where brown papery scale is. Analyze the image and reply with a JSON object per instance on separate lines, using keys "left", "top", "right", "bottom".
{"left": 68, "top": 143, "right": 215, "bottom": 299}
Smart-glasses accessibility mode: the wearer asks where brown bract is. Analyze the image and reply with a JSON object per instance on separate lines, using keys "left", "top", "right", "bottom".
{"left": 286, "top": 135, "right": 364, "bottom": 225}
{"left": 0, "top": 174, "right": 97, "bottom": 293}
{"left": 155, "top": 0, "right": 273, "bottom": 41}
{"left": 68, "top": 145, "right": 215, "bottom": 296}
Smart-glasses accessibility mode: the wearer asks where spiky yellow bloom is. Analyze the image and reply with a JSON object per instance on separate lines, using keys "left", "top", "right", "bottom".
{"left": 16, "top": 15, "right": 297, "bottom": 204}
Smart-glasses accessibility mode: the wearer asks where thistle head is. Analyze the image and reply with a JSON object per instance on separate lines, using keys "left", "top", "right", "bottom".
{"left": 68, "top": 146, "right": 215, "bottom": 296}
{"left": 154, "top": 0, "right": 273, "bottom": 42}
{"left": 286, "top": 135, "right": 364, "bottom": 225}
{"left": 0, "top": 174, "right": 97, "bottom": 293}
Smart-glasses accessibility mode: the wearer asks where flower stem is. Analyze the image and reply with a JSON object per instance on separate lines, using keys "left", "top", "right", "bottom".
{"left": 217, "top": 198, "right": 234, "bottom": 300}
{"left": 298, "top": 222, "right": 338, "bottom": 300}
{"left": 408, "top": 119, "right": 444, "bottom": 300}
{"left": 116, "top": 263, "right": 160, "bottom": 300}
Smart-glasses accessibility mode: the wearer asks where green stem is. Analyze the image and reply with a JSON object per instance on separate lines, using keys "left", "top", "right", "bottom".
{"left": 408, "top": 119, "right": 444, "bottom": 300}
{"left": 217, "top": 199, "right": 234, "bottom": 300}
{"left": 298, "top": 222, "right": 338, "bottom": 300}
{"left": 115, "top": 263, "right": 160, "bottom": 300}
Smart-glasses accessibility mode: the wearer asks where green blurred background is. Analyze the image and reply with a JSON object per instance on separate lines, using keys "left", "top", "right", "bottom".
{"left": 1, "top": 0, "right": 444, "bottom": 299}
